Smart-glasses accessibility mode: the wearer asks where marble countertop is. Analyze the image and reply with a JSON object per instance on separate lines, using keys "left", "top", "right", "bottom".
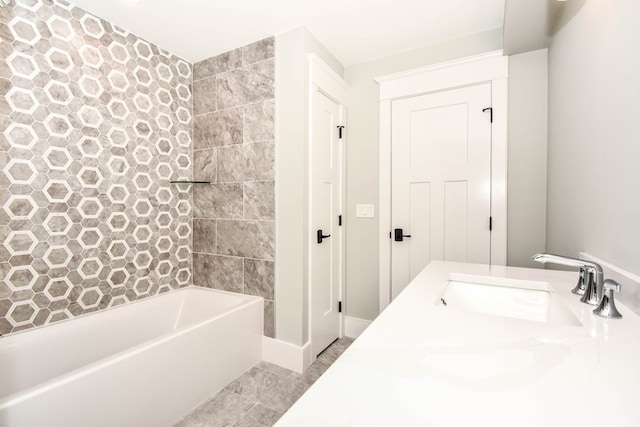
{"left": 276, "top": 261, "right": 640, "bottom": 426}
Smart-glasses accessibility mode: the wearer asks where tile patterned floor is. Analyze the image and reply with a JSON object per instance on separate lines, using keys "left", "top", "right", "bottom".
{"left": 175, "top": 337, "right": 354, "bottom": 427}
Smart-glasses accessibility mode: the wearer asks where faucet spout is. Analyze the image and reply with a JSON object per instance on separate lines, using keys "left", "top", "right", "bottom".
{"left": 532, "top": 253, "right": 604, "bottom": 305}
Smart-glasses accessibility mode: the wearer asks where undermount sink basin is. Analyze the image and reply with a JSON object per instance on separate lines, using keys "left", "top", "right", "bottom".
{"left": 438, "top": 274, "right": 582, "bottom": 326}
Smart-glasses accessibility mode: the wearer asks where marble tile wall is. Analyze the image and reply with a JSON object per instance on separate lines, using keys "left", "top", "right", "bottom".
{"left": 191, "top": 38, "right": 275, "bottom": 337}
{"left": 0, "top": 0, "right": 192, "bottom": 335}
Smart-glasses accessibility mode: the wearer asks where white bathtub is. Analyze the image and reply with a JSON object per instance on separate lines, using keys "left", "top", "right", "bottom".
{"left": 0, "top": 287, "right": 263, "bottom": 427}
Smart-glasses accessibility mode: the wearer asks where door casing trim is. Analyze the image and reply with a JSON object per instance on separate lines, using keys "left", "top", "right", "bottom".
{"left": 376, "top": 50, "right": 509, "bottom": 312}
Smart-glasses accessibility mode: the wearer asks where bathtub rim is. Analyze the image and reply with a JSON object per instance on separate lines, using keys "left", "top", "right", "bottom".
{"left": 1, "top": 286, "right": 259, "bottom": 340}
{"left": 0, "top": 287, "right": 263, "bottom": 410}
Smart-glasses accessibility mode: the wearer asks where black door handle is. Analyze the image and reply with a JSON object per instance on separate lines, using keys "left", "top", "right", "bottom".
{"left": 394, "top": 228, "right": 412, "bottom": 242}
{"left": 317, "top": 229, "right": 331, "bottom": 244}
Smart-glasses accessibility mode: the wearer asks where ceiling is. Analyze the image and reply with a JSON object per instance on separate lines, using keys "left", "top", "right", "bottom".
{"left": 503, "top": 0, "right": 567, "bottom": 55}
{"left": 68, "top": 0, "right": 505, "bottom": 66}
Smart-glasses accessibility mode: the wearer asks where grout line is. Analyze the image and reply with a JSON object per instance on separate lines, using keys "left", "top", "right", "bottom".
{"left": 241, "top": 98, "right": 246, "bottom": 145}
{"left": 192, "top": 99, "right": 246, "bottom": 116}
{"left": 192, "top": 139, "right": 274, "bottom": 153}
{"left": 229, "top": 401, "right": 257, "bottom": 427}
{"left": 187, "top": 178, "right": 274, "bottom": 185}
{"left": 214, "top": 74, "right": 218, "bottom": 112}
{"left": 200, "top": 257, "right": 273, "bottom": 269}
{"left": 214, "top": 146, "right": 219, "bottom": 184}
{"left": 241, "top": 256, "right": 245, "bottom": 294}
{"left": 176, "top": 338, "right": 347, "bottom": 424}
{"left": 243, "top": 137, "right": 276, "bottom": 145}
{"left": 190, "top": 251, "right": 273, "bottom": 263}
{"left": 242, "top": 181, "right": 246, "bottom": 220}
{"left": 214, "top": 56, "right": 275, "bottom": 80}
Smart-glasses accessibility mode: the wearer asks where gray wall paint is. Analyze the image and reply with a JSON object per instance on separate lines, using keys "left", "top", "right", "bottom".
{"left": 547, "top": 0, "right": 640, "bottom": 276}
{"left": 343, "top": 29, "right": 504, "bottom": 321}
{"left": 191, "top": 38, "right": 276, "bottom": 337}
{"left": 507, "top": 49, "right": 548, "bottom": 268}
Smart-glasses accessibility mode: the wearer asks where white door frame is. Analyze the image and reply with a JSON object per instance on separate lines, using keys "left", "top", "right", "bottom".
{"left": 307, "top": 53, "right": 348, "bottom": 351}
{"left": 376, "top": 50, "right": 509, "bottom": 312}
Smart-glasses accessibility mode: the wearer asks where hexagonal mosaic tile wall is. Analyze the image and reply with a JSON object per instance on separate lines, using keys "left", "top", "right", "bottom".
{"left": 0, "top": 0, "right": 193, "bottom": 334}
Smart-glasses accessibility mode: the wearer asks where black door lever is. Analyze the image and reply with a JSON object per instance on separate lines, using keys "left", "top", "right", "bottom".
{"left": 394, "top": 228, "right": 411, "bottom": 242}
{"left": 317, "top": 229, "right": 331, "bottom": 244}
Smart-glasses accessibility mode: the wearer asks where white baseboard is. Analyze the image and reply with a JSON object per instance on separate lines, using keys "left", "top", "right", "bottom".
{"left": 263, "top": 317, "right": 373, "bottom": 373}
{"left": 580, "top": 252, "right": 640, "bottom": 316}
{"left": 344, "top": 316, "right": 372, "bottom": 339}
{"left": 262, "top": 337, "right": 312, "bottom": 373}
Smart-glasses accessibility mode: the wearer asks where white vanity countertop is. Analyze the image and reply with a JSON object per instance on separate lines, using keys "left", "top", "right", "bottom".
{"left": 276, "top": 261, "right": 640, "bottom": 427}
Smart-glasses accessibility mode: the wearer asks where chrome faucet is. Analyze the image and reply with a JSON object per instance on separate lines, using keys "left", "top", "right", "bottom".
{"left": 532, "top": 253, "right": 604, "bottom": 306}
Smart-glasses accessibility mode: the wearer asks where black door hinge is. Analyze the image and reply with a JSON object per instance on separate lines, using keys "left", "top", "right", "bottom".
{"left": 338, "top": 301, "right": 342, "bottom": 313}
{"left": 489, "top": 216, "right": 493, "bottom": 231}
{"left": 337, "top": 125, "right": 345, "bottom": 139}
{"left": 338, "top": 215, "right": 342, "bottom": 226}
{"left": 482, "top": 107, "right": 493, "bottom": 123}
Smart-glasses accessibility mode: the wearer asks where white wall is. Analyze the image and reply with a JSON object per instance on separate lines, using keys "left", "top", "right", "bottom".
{"left": 343, "top": 29, "right": 504, "bottom": 321}
{"left": 274, "top": 29, "right": 306, "bottom": 346}
{"left": 274, "top": 28, "right": 344, "bottom": 346}
{"left": 546, "top": 0, "right": 640, "bottom": 276}
{"left": 507, "top": 49, "right": 548, "bottom": 268}
{"left": 274, "top": 2, "right": 639, "bottom": 338}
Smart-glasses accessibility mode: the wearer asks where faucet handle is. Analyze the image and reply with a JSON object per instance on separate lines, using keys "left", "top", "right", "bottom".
{"left": 604, "top": 279, "right": 621, "bottom": 293}
{"left": 593, "top": 279, "right": 623, "bottom": 319}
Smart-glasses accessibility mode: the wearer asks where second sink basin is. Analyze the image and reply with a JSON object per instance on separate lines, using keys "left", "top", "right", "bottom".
{"left": 439, "top": 274, "right": 582, "bottom": 326}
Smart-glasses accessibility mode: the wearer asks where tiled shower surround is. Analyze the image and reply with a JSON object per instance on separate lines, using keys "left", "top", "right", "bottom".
{"left": 191, "top": 39, "right": 276, "bottom": 337}
{"left": 0, "top": 0, "right": 193, "bottom": 334}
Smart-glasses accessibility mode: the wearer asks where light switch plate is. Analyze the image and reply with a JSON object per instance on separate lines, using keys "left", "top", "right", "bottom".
{"left": 356, "top": 204, "right": 375, "bottom": 218}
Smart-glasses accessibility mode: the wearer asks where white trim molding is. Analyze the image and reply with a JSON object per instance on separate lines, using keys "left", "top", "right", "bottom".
{"left": 375, "top": 50, "right": 506, "bottom": 100}
{"left": 377, "top": 51, "right": 509, "bottom": 312}
{"left": 262, "top": 337, "right": 313, "bottom": 374}
{"left": 308, "top": 53, "right": 349, "bottom": 104}
{"left": 344, "top": 316, "right": 372, "bottom": 339}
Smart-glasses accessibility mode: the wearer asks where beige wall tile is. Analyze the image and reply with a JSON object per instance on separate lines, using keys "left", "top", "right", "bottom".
{"left": 194, "top": 149, "right": 217, "bottom": 182}
{"left": 243, "top": 181, "right": 274, "bottom": 220}
{"left": 244, "top": 141, "right": 274, "bottom": 181}
{"left": 217, "top": 220, "right": 275, "bottom": 261}
{"left": 194, "top": 48, "right": 242, "bottom": 81}
{"left": 193, "top": 183, "right": 243, "bottom": 219}
{"left": 193, "top": 253, "right": 243, "bottom": 293}
{"left": 243, "top": 258, "right": 274, "bottom": 299}
{"left": 217, "top": 59, "right": 274, "bottom": 109}
{"left": 243, "top": 100, "right": 275, "bottom": 143}
{"left": 242, "top": 37, "right": 275, "bottom": 66}
{"left": 193, "top": 107, "right": 243, "bottom": 149}
{"left": 193, "top": 219, "right": 216, "bottom": 253}
{"left": 193, "top": 77, "right": 216, "bottom": 115}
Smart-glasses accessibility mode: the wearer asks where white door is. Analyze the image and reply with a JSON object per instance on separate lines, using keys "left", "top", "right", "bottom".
{"left": 310, "top": 90, "right": 344, "bottom": 357}
{"left": 391, "top": 83, "right": 492, "bottom": 299}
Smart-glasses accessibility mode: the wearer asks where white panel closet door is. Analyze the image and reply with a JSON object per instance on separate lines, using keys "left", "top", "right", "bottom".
{"left": 391, "top": 83, "right": 492, "bottom": 299}
{"left": 310, "top": 90, "right": 343, "bottom": 357}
